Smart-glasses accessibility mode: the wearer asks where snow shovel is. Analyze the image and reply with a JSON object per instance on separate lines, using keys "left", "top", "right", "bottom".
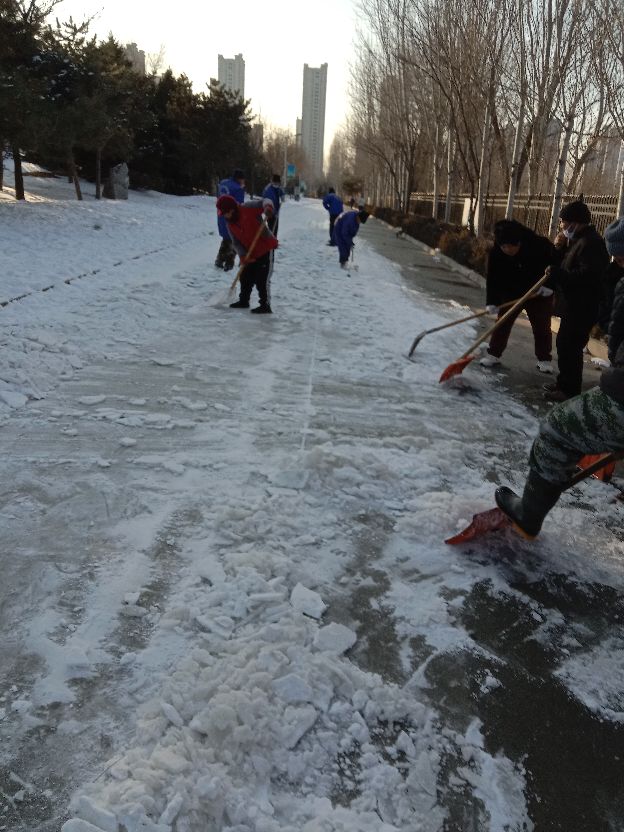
{"left": 207, "top": 217, "right": 267, "bottom": 307}
{"left": 439, "top": 271, "right": 552, "bottom": 382}
{"left": 445, "top": 451, "right": 624, "bottom": 545}
{"left": 407, "top": 295, "right": 539, "bottom": 359}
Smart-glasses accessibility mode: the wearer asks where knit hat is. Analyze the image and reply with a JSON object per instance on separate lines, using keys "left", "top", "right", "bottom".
{"left": 605, "top": 218, "right": 624, "bottom": 257}
{"left": 232, "top": 168, "right": 245, "bottom": 181}
{"left": 271, "top": 173, "right": 281, "bottom": 184}
{"left": 358, "top": 209, "right": 369, "bottom": 223}
{"left": 559, "top": 200, "right": 591, "bottom": 224}
{"left": 216, "top": 194, "right": 238, "bottom": 215}
{"left": 494, "top": 219, "right": 524, "bottom": 246}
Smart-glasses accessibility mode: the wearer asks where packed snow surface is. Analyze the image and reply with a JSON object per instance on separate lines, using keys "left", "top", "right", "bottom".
{"left": 1, "top": 163, "right": 623, "bottom": 831}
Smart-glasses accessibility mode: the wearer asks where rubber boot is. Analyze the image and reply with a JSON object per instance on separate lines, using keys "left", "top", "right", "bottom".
{"left": 495, "top": 470, "right": 561, "bottom": 539}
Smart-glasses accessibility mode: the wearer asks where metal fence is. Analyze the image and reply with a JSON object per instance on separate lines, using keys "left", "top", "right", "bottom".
{"left": 408, "top": 192, "right": 620, "bottom": 236}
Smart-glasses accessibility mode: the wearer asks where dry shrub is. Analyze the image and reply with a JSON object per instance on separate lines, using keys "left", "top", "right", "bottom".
{"left": 370, "top": 207, "right": 492, "bottom": 277}
{"left": 437, "top": 229, "right": 492, "bottom": 277}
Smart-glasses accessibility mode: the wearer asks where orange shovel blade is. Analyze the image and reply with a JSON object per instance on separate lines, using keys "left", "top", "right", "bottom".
{"left": 577, "top": 454, "right": 616, "bottom": 482}
{"left": 445, "top": 507, "right": 511, "bottom": 545}
{"left": 439, "top": 354, "right": 475, "bottom": 383}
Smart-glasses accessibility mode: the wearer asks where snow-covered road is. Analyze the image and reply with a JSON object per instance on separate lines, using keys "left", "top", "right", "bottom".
{"left": 1, "top": 170, "right": 624, "bottom": 831}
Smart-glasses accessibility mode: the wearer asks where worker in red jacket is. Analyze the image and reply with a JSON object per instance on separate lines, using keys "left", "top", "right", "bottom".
{"left": 216, "top": 195, "right": 278, "bottom": 314}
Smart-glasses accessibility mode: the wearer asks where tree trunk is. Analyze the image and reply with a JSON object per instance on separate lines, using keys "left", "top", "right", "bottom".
{"left": 432, "top": 123, "right": 440, "bottom": 220}
{"left": 12, "top": 144, "right": 25, "bottom": 201}
{"left": 506, "top": 100, "right": 525, "bottom": 220}
{"left": 0, "top": 146, "right": 4, "bottom": 191}
{"left": 444, "top": 127, "right": 454, "bottom": 224}
{"left": 548, "top": 113, "right": 573, "bottom": 236}
{"left": 474, "top": 101, "right": 490, "bottom": 236}
{"left": 68, "top": 152, "right": 83, "bottom": 201}
{"left": 95, "top": 147, "right": 102, "bottom": 200}
{"left": 617, "top": 141, "right": 624, "bottom": 219}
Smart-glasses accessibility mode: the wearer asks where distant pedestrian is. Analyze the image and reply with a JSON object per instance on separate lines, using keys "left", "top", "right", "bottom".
{"left": 216, "top": 194, "right": 277, "bottom": 314}
{"left": 262, "top": 173, "right": 284, "bottom": 238}
{"left": 480, "top": 219, "right": 556, "bottom": 373}
{"left": 544, "top": 200, "right": 610, "bottom": 401}
{"left": 357, "top": 196, "right": 365, "bottom": 210}
{"left": 322, "top": 188, "right": 344, "bottom": 245}
{"left": 348, "top": 197, "right": 355, "bottom": 209}
{"left": 215, "top": 169, "right": 246, "bottom": 271}
{"left": 333, "top": 209, "right": 369, "bottom": 269}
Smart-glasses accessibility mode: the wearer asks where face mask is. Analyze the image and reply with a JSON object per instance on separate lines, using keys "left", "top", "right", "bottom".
{"left": 563, "top": 224, "right": 576, "bottom": 239}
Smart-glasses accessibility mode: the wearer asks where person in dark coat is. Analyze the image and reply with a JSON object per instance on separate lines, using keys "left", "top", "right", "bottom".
{"left": 597, "top": 255, "right": 624, "bottom": 334}
{"left": 215, "top": 169, "right": 246, "bottom": 270}
{"left": 544, "top": 200, "right": 610, "bottom": 401}
{"left": 216, "top": 194, "right": 277, "bottom": 314}
{"left": 322, "top": 188, "right": 344, "bottom": 245}
{"left": 333, "top": 209, "right": 368, "bottom": 268}
{"left": 495, "top": 216, "right": 624, "bottom": 538}
{"left": 262, "top": 174, "right": 284, "bottom": 238}
{"left": 481, "top": 220, "right": 556, "bottom": 372}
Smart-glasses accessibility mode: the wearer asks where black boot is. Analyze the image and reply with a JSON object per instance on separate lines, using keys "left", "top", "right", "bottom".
{"left": 495, "top": 470, "right": 561, "bottom": 539}
{"left": 251, "top": 304, "right": 272, "bottom": 314}
{"left": 229, "top": 300, "right": 249, "bottom": 308}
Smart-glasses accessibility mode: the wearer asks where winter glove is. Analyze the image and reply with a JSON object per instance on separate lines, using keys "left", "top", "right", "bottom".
{"left": 263, "top": 204, "right": 274, "bottom": 217}
{"left": 537, "top": 286, "right": 554, "bottom": 297}
{"left": 486, "top": 305, "right": 499, "bottom": 315}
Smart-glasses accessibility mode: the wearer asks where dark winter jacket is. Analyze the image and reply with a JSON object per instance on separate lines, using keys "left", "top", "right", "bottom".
{"left": 217, "top": 177, "right": 246, "bottom": 238}
{"left": 486, "top": 230, "right": 555, "bottom": 306}
{"left": 551, "top": 225, "right": 610, "bottom": 324}
{"left": 322, "top": 193, "right": 343, "bottom": 217}
{"left": 224, "top": 199, "right": 278, "bottom": 261}
{"left": 333, "top": 210, "right": 360, "bottom": 261}
{"left": 601, "top": 274, "right": 624, "bottom": 406}
{"left": 597, "top": 261, "right": 624, "bottom": 332}
{"left": 262, "top": 183, "right": 284, "bottom": 215}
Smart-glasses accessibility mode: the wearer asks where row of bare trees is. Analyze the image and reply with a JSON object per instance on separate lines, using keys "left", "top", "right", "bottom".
{"left": 342, "top": 0, "right": 624, "bottom": 233}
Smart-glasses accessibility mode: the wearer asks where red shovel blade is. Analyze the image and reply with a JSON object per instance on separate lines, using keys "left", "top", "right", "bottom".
{"left": 439, "top": 354, "right": 475, "bottom": 383}
{"left": 445, "top": 507, "right": 511, "bottom": 545}
{"left": 577, "top": 454, "right": 616, "bottom": 482}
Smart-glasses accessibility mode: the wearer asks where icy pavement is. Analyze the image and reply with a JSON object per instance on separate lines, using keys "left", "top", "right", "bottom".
{"left": 0, "top": 173, "right": 623, "bottom": 831}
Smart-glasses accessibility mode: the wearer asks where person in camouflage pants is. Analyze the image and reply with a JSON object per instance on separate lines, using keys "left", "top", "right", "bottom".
{"left": 496, "top": 217, "right": 624, "bottom": 538}
{"left": 529, "top": 387, "right": 624, "bottom": 484}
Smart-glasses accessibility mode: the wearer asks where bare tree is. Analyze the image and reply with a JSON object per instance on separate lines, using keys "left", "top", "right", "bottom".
{"left": 147, "top": 44, "right": 166, "bottom": 77}
{"left": 592, "top": 0, "right": 624, "bottom": 214}
{"left": 351, "top": 0, "right": 424, "bottom": 211}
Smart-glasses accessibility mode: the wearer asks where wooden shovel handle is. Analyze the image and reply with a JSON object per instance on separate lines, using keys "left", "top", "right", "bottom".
{"left": 566, "top": 451, "right": 624, "bottom": 489}
{"left": 460, "top": 273, "right": 552, "bottom": 359}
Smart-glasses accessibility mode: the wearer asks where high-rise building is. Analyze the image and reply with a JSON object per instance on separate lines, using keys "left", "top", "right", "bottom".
{"left": 217, "top": 54, "right": 245, "bottom": 98}
{"left": 251, "top": 122, "right": 264, "bottom": 152}
{"left": 124, "top": 43, "right": 146, "bottom": 75}
{"left": 300, "top": 63, "right": 327, "bottom": 183}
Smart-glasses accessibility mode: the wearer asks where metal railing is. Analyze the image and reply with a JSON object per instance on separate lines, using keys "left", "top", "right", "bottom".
{"left": 408, "top": 192, "right": 620, "bottom": 236}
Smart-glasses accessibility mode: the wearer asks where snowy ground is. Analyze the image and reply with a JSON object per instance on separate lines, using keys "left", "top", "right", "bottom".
{"left": 1, "top": 164, "right": 624, "bottom": 832}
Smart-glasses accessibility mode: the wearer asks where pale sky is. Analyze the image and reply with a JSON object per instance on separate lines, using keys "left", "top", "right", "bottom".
{"left": 54, "top": 0, "right": 360, "bottom": 162}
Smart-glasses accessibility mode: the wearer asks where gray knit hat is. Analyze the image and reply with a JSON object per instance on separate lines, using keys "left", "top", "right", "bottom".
{"left": 605, "top": 218, "right": 624, "bottom": 257}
